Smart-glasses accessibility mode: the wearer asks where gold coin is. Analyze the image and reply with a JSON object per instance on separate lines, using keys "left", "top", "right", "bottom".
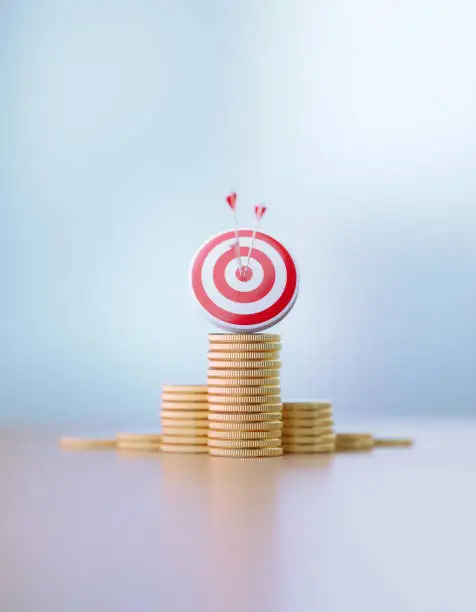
{"left": 207, "top": 377, "right": 280, "bottom": 387}
{"left": 59, "top": 436, "right": 116, "bottom": 450}
{"left": 161, "top": 435, "right": 208, "bottom": 445}
{"left": 335, "top": 442, "right": 373, "bottom": 452}
{"left": 161, "top": 410, "right": 209, "bottom": 420}
{"left": 209, "top": 447, "right": 283, "bottom": 458}
{"left": 283, "top": 408, "right": 333, "bottom": 420}
{"left": 283, "top": 420, "right": 333, "bottom": 431}
{"left": 373, "top": 437, "right": 414, "bottom": 448}
{"left": 208, "top": 438, "right": 281, "bottom": 449}
{"left": 116, "top": 433, "right": 162, "bottom": 443}
{"left": 336, "top": 445, "right": 373, "bottom": 452}
{"left": 208, "top": 395, "right": 281, "bottom": 405}
{"left": 208, "top": 342, "right": 282, "bottom": 353}
{"left": 160, "top": 444, "right": 209, "bottom": 454}
{"left": 208, "top": 429, "right": 282, "bottom": 440}
{"left": 335, "top": 433, "right": 374, "bottom": 451}
{"left": 208, "top": 420, "right": 283, "bottom": 431}
{"left": 208, "top": 351, "right": 280, "bottom": 362}
{"left": 161, "top": 401, "right": 208, "bottom": 410}
{"left": 282, "top": 423, "right": 334, "bottom": 436}
{"left": 283, "top": 401, "right": 332, "bottom": 410}
{"left": 208, "top": 360, "right": 282, "bottom": 370}
{"left": 117, "top": 440, "right": 161, "bottom": 451}
{"left": 283, "top": 442, "right": 335, "bottom": 453}
{"left": 162, "top": 385, "right": 207, "bottom": 394}
{"left": 208, "top": 412, "right": 282, "bottom": 423}
{"left": 162, "top": 393, "right": 208, "bottom": 403}
{"left": 208, "top": 333, "right": 280, "bottom": 343}
{"left": 161, "top": 412, "right": 208, "bottom": 431}
{"left": 208, "top": 404, "right": 282, "bottom": 413}
{"left": 161, "top": 426, "right": 208, "bottom": 436}
{"left": 207, "top": 369, "right": 280, "bottom": 378}
{"left": 336, "top": 433, "right": 373, "bottom": 442}
{"left": 208, "top": 386, "right": 280, "bottom": 396}
{"left": 282, "top": 433, "right": 335, "bottom": 445}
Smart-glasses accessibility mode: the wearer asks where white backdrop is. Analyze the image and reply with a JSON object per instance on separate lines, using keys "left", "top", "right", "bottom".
{"left": 1, "top": 0, "right": 475, "bottom": 427}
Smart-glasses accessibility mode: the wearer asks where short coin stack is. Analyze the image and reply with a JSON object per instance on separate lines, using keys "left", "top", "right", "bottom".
{"left": 282, "top": 401, "right": 335, "bottom": 453}
{"left": 116, "top": 432, "right": 162, "bottom": 452}
{"left": 207, "top": 333, "right": 283, "bottom": 458}
{"left": 335, "top": 433, "right": 374, "bottom": 452}
{"left": 160, "top": 385, "right": 209, "bottom": 454}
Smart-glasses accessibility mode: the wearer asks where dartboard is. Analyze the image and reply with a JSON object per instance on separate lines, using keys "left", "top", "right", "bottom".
{"left": 190, "top": 229, "right": 299, "bottom": 332}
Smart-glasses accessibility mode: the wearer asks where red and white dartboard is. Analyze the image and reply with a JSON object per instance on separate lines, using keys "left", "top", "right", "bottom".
{"left": 190, "top": 229, "right": 299, "bottom": 332}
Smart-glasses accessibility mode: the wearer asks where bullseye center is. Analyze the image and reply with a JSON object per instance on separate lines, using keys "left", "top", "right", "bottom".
{"left": 236, "top": 265, "right": 253, "bottom": 282}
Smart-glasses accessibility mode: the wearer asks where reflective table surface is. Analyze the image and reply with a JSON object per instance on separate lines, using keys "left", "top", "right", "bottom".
{"left": 2, "top": 421, "right": 475, "bottom": 612}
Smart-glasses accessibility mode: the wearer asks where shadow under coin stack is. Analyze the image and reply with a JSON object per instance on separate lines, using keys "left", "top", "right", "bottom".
{"left": 207, "top": 333, "right": 283, "bottom": 458}
{"left": 160, "top": 385, "right": 209, "bottom": 454}
{"left": 282, "top": 401, "right": 336, "bottom": 454}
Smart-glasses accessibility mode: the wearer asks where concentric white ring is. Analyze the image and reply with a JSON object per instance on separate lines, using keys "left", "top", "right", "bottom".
{"left": 201, "top": 236, "right": 287, "bottom": 315}
{"left": 224, "top": 257, "right": 264, "bottom": 292}
{"left": 190, "top": 228, "right": 300, "bottom": 332}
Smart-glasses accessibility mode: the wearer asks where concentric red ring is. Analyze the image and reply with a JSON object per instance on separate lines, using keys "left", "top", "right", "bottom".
{"left": 191, "top": 229, "right": 298, "bottom": 327}
{"left": 212, "top": 245, "right": 275, "bottom": 303}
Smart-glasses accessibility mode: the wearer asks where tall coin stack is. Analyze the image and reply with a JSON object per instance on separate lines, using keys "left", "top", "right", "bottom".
{"left": 160, "top": 385, "right": 209, "bottom": 454}
{"left": 282, "top": 401, "right": 335, "bottom": 453}
{"left": 207, "top": 333, "right": 283, "bottom": 458}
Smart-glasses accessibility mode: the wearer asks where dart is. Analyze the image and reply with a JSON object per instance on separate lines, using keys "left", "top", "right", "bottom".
{"left": 226, "top": 192, "right": 241, "bottom": 270}
{"left": 243, "top": 205, "right": 267, "bottom": 276}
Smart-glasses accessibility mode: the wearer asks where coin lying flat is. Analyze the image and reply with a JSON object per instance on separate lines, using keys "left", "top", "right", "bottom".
{"left": 161, "top": 435, "right": 208, "bottom": 445}
{"left": 282, "top": 423, "right": 334, "bottom": 436}
{"left": 208, "top": 395, "right": 281, "bottom": 405}
{"left": 335, "top": 433, "right": 374, "bottom": 451}
{"left": 161, "top": 410, "right": 209, "bottom": 420}
{"left": 161, "top": 426, "right": 208, "bottom": 436}
{"left": 161, "top": 401, "right": 208, "bottom": 410}
{"left": 208, "top": 333, "right": 281, "bottom": 343}
{"left": 283, "top": 443, "right": 335, "bottom": 453}
{"left": 208, "top": 429, "right": 281, "bottom": 440}
{"left": 208, "top": 386, "right": 281, "bottom": 396}
{"left": 209, "top": 447, "right": 283, "bottom": 458}
{"left": 208, "top": 350, "right": 281, "bottom": 360}
{"left": 208, "top": 360, "right": 282, "bottom": 370}
{"left": 162, "top": 393, "right": 208, "bottom": 403}
{"left": 282, "top": 433, "right": 336, "bottom": 445}
{"left": 208, "top": 438, "right": 281, "bottom": 449}
{"left": 373, "top": 437, "right": 414, "bottom": 448}
{"left": 161, "top": 418, "right": 208, "bottom": 428}
{"left": 283, "top": 401, "right": 332, "bottom": 410}
{"left": 208, "top": 420, "right": 283, "bottom": 431}
{"left": 208, "top": 377, "right": 281, "bottom": 388}
{"left": 59, "top": 437, "right": 117, "bottom": 450}
{"left": 117, "top": 433, "right": 162, "bottom": 442}
{"left": 117, "top": 442, "right": 161, "bottom": 451}
{"left": 161, "top": 444, "right": 209, "bottom": 454}
{"left": 208, "top": 369, "right": 280, "bottom": 378}
{"left": 162, "top": 385, "right": 208, "bottom": 394}
{"left": 208, "top": 343, "right": 282, "bottom": 353}
{"left": 208, "top": 412, "right": 282, "bottom": 423}
{"left": 283, "top": 408, "right": 333, "bottom": 421}
{"left": 208, "top": 404, "right": 282, "bottom": 413}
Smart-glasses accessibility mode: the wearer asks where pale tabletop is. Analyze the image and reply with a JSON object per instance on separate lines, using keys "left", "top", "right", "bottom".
{"left": 2, "top": 421, "right": 475, "bottom": 612}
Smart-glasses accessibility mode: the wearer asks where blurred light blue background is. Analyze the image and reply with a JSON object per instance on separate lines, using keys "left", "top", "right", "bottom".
{"left": 1, "top": 0, "right": 475, "bottom": 428}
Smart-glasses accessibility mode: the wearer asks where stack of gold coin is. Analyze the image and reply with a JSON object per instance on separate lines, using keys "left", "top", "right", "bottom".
{"left": 335, "top": 433, "right": 414, "bottom": 451}
{"left": 282, "top": 401, "right": 335, "bottom": 453}
{"left": 160, "top": 385, "right": 209, "bottom": 454}
{"left": 335, "top": 433, "right": 374, "bottom": 452}
{"left": 207, "top": 333, "right": 283, "bottom": 458}
{"left": 116, "top": 432, "right": 162, "bottom": 452}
